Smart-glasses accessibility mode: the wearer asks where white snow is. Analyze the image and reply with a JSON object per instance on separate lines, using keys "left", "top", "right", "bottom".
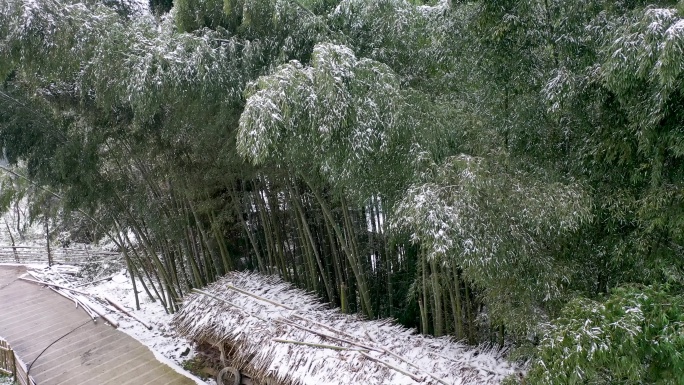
{"left": 174, "top": 272, "right": 522, "bottom": 385}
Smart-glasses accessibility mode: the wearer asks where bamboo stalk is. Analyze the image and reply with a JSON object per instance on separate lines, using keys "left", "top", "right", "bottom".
{"left": 120, "top": 226, "right": 164, "bottom": 305}
{"left": 74, "top": 275, "right": 115, "bottom": 287}
{"left": 358, "top": 352, "right": 422, "bottom": 382}
{"left": 290, "top": 314, "right": 359, "bottom": 342}
{"left": 339, "top": 195, "right": 373, "bottom": 318}
{"left": 377, "top": 346, "right": 451, "bottom": 385}
{"left": 219, "top": 285, "right": 295, "bottom": 310}
{"left": 431, "top": 257, "right": 444, "bottom": 337}
{"left": 232, "top": 187, "right": 265, "bottom": 273}
{"left": 290, "top": 181, "right": 334, "bottom": 302}
{"left": 49, "top": 287, "right": 98, "bottom": 321}
{"left": 254, "top": 185, "right": 277, "bottom": 275}
{"left": 433, "top": 351, "right": 503, "bottom": 376}
{"left": 73, "top": 294, "right": 119, "bottom": 328}
{"left": 19, "top": 277, "right": 120, "bottom": 327}
{"left": 208, "top": 209, "right": 232, "bottom": 273}
{"left": 105, "top": 296, "right": 153, "bottom": 330}
{"left": 266, "top": 186, "right": 291, "bottom": 282}
{"left": 18, "top": 277, "right": 91, "bottom": 295}
{"left": 307, "top": 183, "right": 373, "bottom": 317}
{"left": 185, "top": 196, "right": 222, "bottom": 280}
{"left": 122, "top": 249, "right": 142, "bottom": 310}
{"left": 124, "top": 210, "right": 178, "bottom": 312}
{"left": 277, "top": 319, "right": 382, "bottom": 353}
{"left": 450, "top": 266, "right": 463, "bottom": 339}
{"left": 292, "top": 207, "right": 316, "bottom": 291}
{"left": 420, "top": 249, "right": 429, "bottom": 335}
{"left": 192, "top": 289, "right": 269, "bottom": 322}
{"left": 272, "top": 339, "right": 367, "bottom": 352}
{"left": 4, "top": 220, "right": 19, "bottom": 263}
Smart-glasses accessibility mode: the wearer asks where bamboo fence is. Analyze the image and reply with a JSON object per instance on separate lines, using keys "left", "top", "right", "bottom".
{"left": 0, "top": 339, "right": 37, "bottom": 385}
{"left": 0, "top": 245, "right": 120, "bottom": 265}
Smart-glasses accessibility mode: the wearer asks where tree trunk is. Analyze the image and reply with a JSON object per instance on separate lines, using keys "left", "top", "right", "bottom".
{"left": 44, "top": 214, "right": 52, "bottom": 267}
{"left": 307, "top": 183, "right": 374, "bottom": 318}
{"left": 431, "top": 257, "right": 444, "bottom": 337}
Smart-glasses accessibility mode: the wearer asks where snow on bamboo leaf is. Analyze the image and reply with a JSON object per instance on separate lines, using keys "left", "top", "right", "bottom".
{"left": 392, "top": 155, "right": 592, "bottom": 330}
{"left": 237, "top": 42, "right": 402, "bottom": 189}
{"left": 1, "top": 0, "right": 253, "bottom": 123}
{"left": 600, "top": 7, "right": 684, "bottom": 127}
{"left": 529, "top": 286, "right": 684, "bottom": 385}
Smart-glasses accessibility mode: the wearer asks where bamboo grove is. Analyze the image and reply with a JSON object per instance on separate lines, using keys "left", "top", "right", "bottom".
{"left": 2, "top": 0, "right": 684, "bottom": 383}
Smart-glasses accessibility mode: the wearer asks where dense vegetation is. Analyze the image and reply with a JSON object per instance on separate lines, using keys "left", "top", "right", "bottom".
{"left": 1, "top": 0, "right": 683, "bottom": 382}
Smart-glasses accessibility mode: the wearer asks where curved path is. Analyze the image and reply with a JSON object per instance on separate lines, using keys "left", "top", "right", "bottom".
{"left": 0, "top": 266, "right": 199, "bottom": 385}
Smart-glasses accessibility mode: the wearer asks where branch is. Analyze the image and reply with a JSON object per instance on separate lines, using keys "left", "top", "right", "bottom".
{"left": 105, "top": 296, "right": 153, "bottom": 330}
{"left": 221, "top": 285, "right": 295, "bottom": 310}
{"left": 359, "top": 352, "right": 423, "bottom": 382}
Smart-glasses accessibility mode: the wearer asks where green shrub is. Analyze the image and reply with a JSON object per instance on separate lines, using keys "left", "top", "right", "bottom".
{"left": 528, "top": 285, "right": 684, "bottom": 384}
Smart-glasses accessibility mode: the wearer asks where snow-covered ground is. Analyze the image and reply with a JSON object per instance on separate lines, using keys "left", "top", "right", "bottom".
{"left": 88, "top": 269, "right": 214, "bottom": 384}
{"left": 0, "top": 376, "right": 13, "bottom": 385}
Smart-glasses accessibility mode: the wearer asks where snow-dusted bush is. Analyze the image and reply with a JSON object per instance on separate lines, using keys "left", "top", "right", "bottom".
{"left": 528, "top": 285, "right": 684, "bottom": 384}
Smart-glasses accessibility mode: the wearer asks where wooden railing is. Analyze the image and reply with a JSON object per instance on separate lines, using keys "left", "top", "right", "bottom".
{"left": 0, "top": 245, "right": 120, "bottom": 265}
{"left": 0, "top": 339, "right": 36, "bottom": 385}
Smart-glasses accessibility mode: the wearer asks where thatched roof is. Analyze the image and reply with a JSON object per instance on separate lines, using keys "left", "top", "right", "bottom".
{"left": 172, "top": 272, "right": 520, "bottom": 385}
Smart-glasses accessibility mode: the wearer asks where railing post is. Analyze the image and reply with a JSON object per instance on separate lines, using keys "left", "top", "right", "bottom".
{"left": 11, "top": 349, "right": 16, "bottom": 381}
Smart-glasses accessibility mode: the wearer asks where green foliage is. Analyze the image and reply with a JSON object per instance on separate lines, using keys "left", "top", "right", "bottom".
{"left": 181, "top": 356, "right": 212, "bottom": 381}
{"left": 149, "top": 0, "right": 173, "bottom": 15}
{"left": 528, "top": 285, "right": 684, "bottom": 384}
{"left": 1, "top": 0, "right": 684, "bottom": 377}
{"left": 174, "top": 0, "right": 228, "bottom": 32}
{"left": 393, "top": 155, "right": 592, "bottom": 332}
{"left": 541, "top": 3, "right": 684, "bottom": 290}
{"left": 0, "top": 374, "right": 15, "bottom": 385}
{"left": 0, "top": 166, "right": 28, "bottom": 218}
{"left": 237, "top": 42, "right": 405, "bottom": 199}
{"left": 330, "top": 0, "right": 461, "bottom": 93}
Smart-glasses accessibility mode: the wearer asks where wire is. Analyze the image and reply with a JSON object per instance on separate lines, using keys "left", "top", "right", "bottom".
{"left": 26, "top": 318, "right": 92, "bottom": 378}
{"left": 0, "top": 271, "right": 95, "bottom": 381}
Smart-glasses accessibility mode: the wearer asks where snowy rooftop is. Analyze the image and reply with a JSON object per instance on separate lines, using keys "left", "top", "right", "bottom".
{"left": 172, "top": 272, "right": 520, "bottom": 385}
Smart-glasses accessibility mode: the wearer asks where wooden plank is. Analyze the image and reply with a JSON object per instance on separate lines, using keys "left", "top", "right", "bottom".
{"left": 15, "top": 357, "right": 28, "bottom": 385}
{"left": 0, "top": 266, "right": 196, "bottom": 385}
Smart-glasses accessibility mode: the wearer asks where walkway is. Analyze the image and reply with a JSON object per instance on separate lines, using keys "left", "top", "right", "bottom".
{"left": 0, "top": 266, "right": 199, "bottom": 385}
